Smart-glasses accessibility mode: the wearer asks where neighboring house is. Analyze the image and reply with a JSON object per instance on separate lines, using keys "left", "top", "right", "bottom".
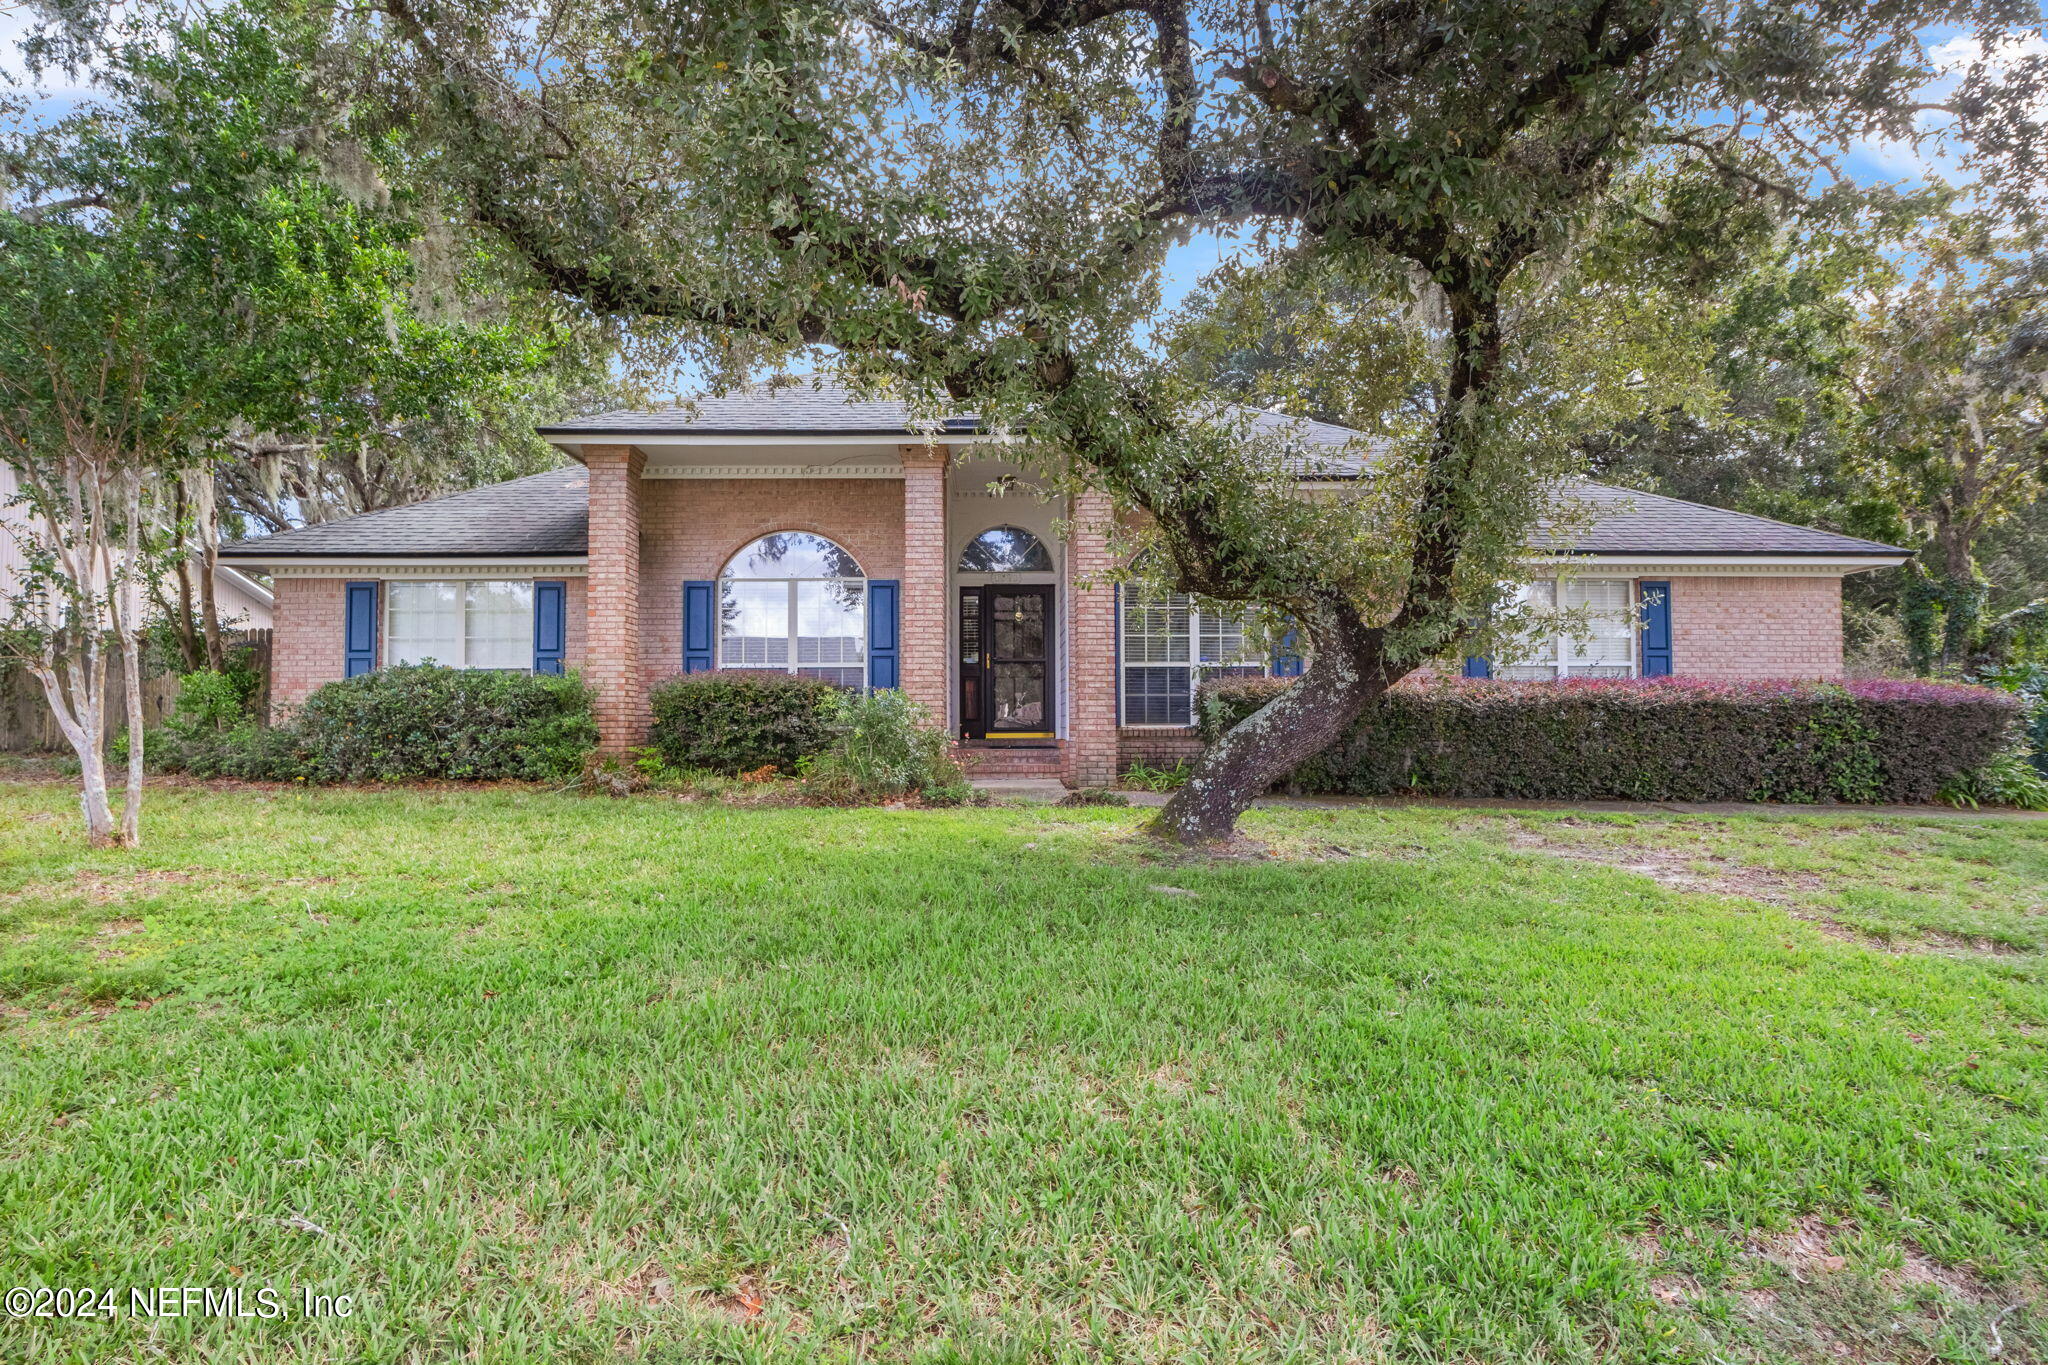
{"left": 219, "top": 380, "right": 1908, "bottom": 786}
{"left": 0, "top": 459, "right": 274, "bottom": 631}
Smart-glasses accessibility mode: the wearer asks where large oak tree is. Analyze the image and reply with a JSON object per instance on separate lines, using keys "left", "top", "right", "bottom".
{"left": 298, "top": 0, "right": 2045, "bottom": 840}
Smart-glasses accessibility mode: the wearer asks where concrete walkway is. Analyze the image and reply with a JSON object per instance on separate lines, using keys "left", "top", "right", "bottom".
{"left": 968, "top": 778, "right": 2046, "bottom": 820}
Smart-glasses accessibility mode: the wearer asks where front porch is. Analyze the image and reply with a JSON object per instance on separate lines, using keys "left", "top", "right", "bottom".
{"left": 577, "top": 440, "right": 1122, "bottom": 787}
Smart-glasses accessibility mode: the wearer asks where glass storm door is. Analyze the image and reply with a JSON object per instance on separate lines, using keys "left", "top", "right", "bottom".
{"left": 959, "top": 586, "right": 1054, "bottom": 739}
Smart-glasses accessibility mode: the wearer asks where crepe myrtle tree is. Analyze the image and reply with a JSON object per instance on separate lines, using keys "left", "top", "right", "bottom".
{"left": 7, "top": 12, "right": 568, "bottom": 672}
{"left": 336, "top": 0, "right": 2048, "bottom": 840}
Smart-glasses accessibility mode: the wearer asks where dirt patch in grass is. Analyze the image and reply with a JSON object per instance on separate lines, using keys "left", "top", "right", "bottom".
{"left": 1508, "top": 828, "right": 2031, "bottom": 957}
{"left": 3, "top": 867, "right": 204, "bottom": 908}
{"left": 1633, "top": 1216, "right": 2042, "bottom": 1363}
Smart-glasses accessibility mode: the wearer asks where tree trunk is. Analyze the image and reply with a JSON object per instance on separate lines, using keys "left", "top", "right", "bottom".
{"left": 1153, "top": 599, "right": 1399, "bottom": 841}
{"left": 167, "top": 480, "right": 203, "bottom": 671}
{"left": 114, "top": 472, "right": 146, "bottom": 848}
{"left": 192, "top": 468, "right": 225, "bottom": 670}
{"left": 34, "top": 647, "right": 118, "bottom": 846}
{"left": 1149, "top": 278, "right": 1505, "bottom": 845}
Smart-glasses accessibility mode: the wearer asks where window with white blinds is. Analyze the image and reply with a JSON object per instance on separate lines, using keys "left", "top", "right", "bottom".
{"left": 1496, "top": 578, "right": 1637, "bottom": 680}
{"left": 717, "top": 532, "right": 867, "bottom": 688}
{"left": 386, "top": 581, "right": 533, "bottom": 670}
{"left": 1119, "top": 590, "right": 1265, "bottom": 726}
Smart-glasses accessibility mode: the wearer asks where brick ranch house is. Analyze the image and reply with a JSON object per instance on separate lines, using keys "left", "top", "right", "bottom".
{"left": 220, "top": 381, "right": 1910, "bottom": 787}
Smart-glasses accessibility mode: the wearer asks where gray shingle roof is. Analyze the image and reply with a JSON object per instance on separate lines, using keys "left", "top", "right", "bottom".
{"left": 536, "top": 379, "right": 980, "bottom": 436}
{"left": 221, "top": 468, "right": 589, "bottom": 558}
{"left": 537, "top": 378, "right": 1377, "bottom": 460}
{"left": 222, "top": 388, "right": 1904, "bottom": 562}
{"left": 1544, "top": 479, "right": 1903, "bottom": 556}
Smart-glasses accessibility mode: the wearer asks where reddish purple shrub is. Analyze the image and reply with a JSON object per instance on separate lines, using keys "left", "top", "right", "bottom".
{"left": 1197, "top": 675, "right": 2020, "bottom": 804}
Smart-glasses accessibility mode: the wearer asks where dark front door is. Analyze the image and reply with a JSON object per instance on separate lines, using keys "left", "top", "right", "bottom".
{"left": 959, "top": 586, "right": 1055, "bottom": 740}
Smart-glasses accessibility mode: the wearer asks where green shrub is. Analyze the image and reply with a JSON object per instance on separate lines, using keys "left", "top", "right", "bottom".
{"left": 1197, "top": 676, "right": 2021, "bottom": 805}
{"left": 283, "top": 665, "right": 596, "bottom": 781}
{"left": 1939, "top": 744, "right": 2048, "bottom": 811}
{"left": 170, "top": 667, "right": 256, "bottom": 732}
{"left": 1980, "top": 661, "right": 2048, "bottom": 777}
{"left": 803, "top": 688, "right": 963, "bottom": 799}
{"left": 648, "top": 671, "right": 840, "bottom": 774}
{"left": 1120, "top": 760, "right": 1192, "bottom": 792}
{"left": 147, "top": 664, "right": 596, "bottom": 783}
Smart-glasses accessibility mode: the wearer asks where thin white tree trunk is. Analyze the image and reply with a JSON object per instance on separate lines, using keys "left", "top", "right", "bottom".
{"left": 115, "top": 472, "right": 146, "bottom": 847}
{"left": 35, "top": 647, "right": 117, "bottom": 845}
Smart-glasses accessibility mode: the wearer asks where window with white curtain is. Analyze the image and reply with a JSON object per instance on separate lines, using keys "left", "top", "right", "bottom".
{"left": 1495, "top": 578, "right": 1637, "bottom": 680}
{"left": 385, "top": 581, "right": 533, "bottom": 669}
{"left": 1119, "top": 590, "right": 1265, "bottom": 726}
{"left": 718, "top": 532, "right": 867, "bottom": 687}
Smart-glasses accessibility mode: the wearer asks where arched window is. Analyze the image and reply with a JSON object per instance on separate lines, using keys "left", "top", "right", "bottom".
{"left": 959, "top": 525, "right": 1052, "bottom": 573}
{"left": 719, "top": 532, "right": 867, "bottom": 686}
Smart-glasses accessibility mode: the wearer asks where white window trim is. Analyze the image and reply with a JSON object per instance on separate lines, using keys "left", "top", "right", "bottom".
{"left": 1117, "top": 587, "right": 1267, "bottom": 729}
{"left": 1495, "top": 577, "right": 1639, "bottom": 680}
{"left": 382, "top": 579, "right": 534, "bottom": 672}
{"left": 715, "top": 576, "right": 869, "bottom": 686}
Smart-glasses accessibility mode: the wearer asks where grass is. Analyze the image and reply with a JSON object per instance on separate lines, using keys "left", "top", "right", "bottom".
{"left": 0, "top": 777, "right": 2044, "bottom": 1365}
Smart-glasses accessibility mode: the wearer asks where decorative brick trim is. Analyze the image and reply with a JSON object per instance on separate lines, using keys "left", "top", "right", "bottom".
{"left": 585, "top": 444, "right": 648, "bottom": 751}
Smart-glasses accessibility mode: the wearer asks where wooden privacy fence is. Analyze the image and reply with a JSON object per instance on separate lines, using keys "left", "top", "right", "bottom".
{"left": 0, "top": 628, "right": 272, "bottom": 753}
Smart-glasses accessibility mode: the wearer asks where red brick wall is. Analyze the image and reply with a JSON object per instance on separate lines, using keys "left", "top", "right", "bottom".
{"left": 561, "top": 576, "right": 588, "bottom": 671}
{"left": 1063, "top": 490, "right": 1120, "bottom": 786}
{"left": 1669, "top": 575, "right": 1843, "bottom": 679}
{"left": 1119, "top": 727, "right": 1204, "bottom": 771}
{"left": 636, "top": 476, "right": 908, "bottom": 691}
{"left": 899, "top": 449, "right": 950, "bottom": 719}
{"left": 586, "top": 445, "right": 648, "bottom": 750}
{"left": 270, "top": 576, "right": 348, "bottom": 716}
{"left": 264, "top": 572, "right": 588, "bottom": 721}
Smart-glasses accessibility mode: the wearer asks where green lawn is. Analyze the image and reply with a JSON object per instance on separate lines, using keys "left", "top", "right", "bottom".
{"left": 1, "top": 779, "right": 2044, "bottom": 1365}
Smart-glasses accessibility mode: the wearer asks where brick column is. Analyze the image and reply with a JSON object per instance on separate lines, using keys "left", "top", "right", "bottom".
{"left": 584, "top": 444, "right": 647, "bottom": 752}
{"left": 1063, "top": 489, "right": 1119, "bottom": 788}
{"left": 899, "top": 445, "right": 951, "bottom": 722}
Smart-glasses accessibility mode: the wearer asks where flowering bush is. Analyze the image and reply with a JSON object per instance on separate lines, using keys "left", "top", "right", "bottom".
{"left": 1197, "top": 676, "right": 2022, "bottom": 805}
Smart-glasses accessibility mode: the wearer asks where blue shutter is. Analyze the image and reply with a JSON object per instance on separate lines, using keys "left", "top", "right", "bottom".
{"left": 532, "top": 580, "right": 567, "bottom": 675}
{"left": 344, "top": 581, "right": 379, "bottom": 677}
{"left": 682, "top": 581, "right": 716, "bottom": 673}
{"left": 1639, "top": 580, "right": 1672, "bottom": 677}
{"left": 867, "top": 579, "right": 900, "bottom": 689}
{"left": 1272, "top": 623, "right": 1304, "bottom": 677}
{"left": 1462, "top": 656, "right": 1492, "bottom": 679}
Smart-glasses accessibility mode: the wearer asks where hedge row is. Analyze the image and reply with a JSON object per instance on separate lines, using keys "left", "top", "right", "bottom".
{"left": 1197, "top": 676, "right": 2022, "bottom": 804}
{"left": 148, "top": 665, "right": 597, "bottom": 782}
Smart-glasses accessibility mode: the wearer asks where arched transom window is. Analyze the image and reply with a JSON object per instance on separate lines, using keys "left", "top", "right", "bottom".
{"left": 959, "top": 525, "right": 1053, "bottom": 573}
{"left": 719, "top": 532, "right": 867, "bottom": 687}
